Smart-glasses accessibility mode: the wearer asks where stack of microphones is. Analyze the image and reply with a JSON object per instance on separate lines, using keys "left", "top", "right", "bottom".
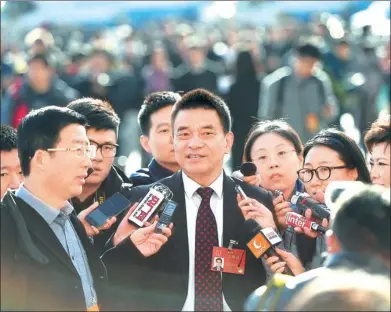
{"left": 284, "top": 193, "right": 329, "bottom": 234}
{"left": 238, "top": 163, "right": 294, "bottom": 275}
{"left": 239, "top": 162, "right": 330, "bottom": 276}
{"left": 128, "top": 182, "right": 177, "bottom": 233}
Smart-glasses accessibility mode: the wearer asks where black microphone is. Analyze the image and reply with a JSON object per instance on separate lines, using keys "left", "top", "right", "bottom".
{"left": 240, "top": 162, "right": 257, "bottom": 177}
{"left": 291, "top": 193, "right": 330, "bottom": 221}
{"left": 86, "top": 167, "right": 94, "bottom": 178}
{"left": 244, "top": 219, "right": 294, "bottom": 276}
{"left": 128, "top": 182, "right": 175, "bottom": 227}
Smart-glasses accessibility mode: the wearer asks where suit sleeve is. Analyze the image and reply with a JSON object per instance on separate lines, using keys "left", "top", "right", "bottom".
{"left": 101, "top": 185, "right": 156, "bottom": 284}
{"left": 1, "top": 206, "right": 26, "bottom": 310}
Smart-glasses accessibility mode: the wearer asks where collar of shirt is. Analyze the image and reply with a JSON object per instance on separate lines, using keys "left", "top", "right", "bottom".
{"left": 182, "top": 170, "right": 224, "bottom": 200}
{"left": 16, "top": 183, "right": 74, "bottom": 225}
{"left": 149, "top": 158, "right": 175, "bottom": 181}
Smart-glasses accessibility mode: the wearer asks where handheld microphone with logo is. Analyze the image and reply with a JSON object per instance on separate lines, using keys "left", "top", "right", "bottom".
{"left": 285, "top": 212, "right": 327, "bottom": 234}
{"left": 128, "top": 182, "right": 175, "bottom": 227}
{"left": 244, "top": 219, "right": 293, "bottom": 275}
{"left": 240, "top": 162, "right": 257, "bottom": 177}
{"left": 291, "top": 192, "right": 330, "bottom": 221}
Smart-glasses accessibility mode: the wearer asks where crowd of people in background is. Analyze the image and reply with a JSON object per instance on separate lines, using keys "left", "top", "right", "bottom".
{"left": 1, "top": 11, "right": 390, "bottom": 312}
{"left": 1, "top": 15, "right": 390, "bottom": 170}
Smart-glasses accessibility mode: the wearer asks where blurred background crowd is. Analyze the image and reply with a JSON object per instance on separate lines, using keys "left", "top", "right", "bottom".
{"left": 1, "top": 0, "right": 390, "bottom": 174}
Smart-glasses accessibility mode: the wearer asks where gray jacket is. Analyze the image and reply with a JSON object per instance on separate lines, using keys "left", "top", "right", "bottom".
{"left": 258, "top": 66, "right": 338, "bottom": 142}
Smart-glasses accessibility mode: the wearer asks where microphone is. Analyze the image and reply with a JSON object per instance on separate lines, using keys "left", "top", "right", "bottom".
{"left": 291, "top": 192, "right": 330, "bottom": 221}
{"left": 244, "top": 219, "right": 293, "bottom": 275}
{"left": 128, "top": 182, "right": 174, "bottom": 227}
{"left": 86, "top": 167, "right": 94, "bottom": 178}
{"left": 285, "top": 212, "right": 327, "bottom": 234}
{"left": 240, "top": 162, "right": 257, "bottom": 177}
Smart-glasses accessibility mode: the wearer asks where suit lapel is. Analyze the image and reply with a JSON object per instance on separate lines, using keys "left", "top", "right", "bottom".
{"left": 159, "top": 172, "right": 246, "bottom": 296}
{"left": 222, "top": 173, "right": 245, "bottom": 248}
{"left": 16, "top": 198, "right": 78, "bottom": 274}
{"left": 162, "top": 171, "right": 189, "bottom": 289}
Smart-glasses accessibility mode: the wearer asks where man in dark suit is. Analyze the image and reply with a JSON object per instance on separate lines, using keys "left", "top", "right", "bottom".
{"left": 103, "top": 89, "right": 276, "bottom": 311}
{"left": 1, "top": 106, "right": 171, "bottom": 311}
{"left": 213, "top": 257, "right": 224, "bottom": 271}
{"left": 130, "top": 91, "right": 182, "bottom": 186}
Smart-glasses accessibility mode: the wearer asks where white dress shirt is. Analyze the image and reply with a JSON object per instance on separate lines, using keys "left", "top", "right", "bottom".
{"left": 181, "top": 171, "right": 231, "bottom": 311}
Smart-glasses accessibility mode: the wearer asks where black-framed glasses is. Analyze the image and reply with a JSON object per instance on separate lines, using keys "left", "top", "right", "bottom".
{"left": 297, "top": 165, "right": 349, "bottom": 183}
{"left": 89, "top": 141, "right": 119, "bottom": 158}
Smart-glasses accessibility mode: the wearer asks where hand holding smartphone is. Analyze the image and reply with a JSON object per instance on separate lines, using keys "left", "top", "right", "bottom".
{"left": 85, "top": 192, "right": 131, "bottom": 228}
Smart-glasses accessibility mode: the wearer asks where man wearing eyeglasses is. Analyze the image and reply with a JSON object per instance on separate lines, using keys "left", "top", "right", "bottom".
{"left": 67, "top": 98, "right": 133, "bottom": 253}
{"left": 1, "top": 106, "right": 171, "bottom": 311}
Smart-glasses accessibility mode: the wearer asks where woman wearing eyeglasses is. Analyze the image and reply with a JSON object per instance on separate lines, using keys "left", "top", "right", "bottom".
{"left": 242, "top": 123, "right": 371, "bottom": 276}
{"left": 264, "top": 128, "right": 372, "bottom": 276}
{"left": 364, "top": 114, "right": 390, "bottom": 188}
{"left": 241, "top": 120, "right": 318, "bottom": 276}
{"left": 299, "top": 128, "right": 371, "bottom": 202}
{"left": 242, "top": 120, "right": 304, "bottom": 227}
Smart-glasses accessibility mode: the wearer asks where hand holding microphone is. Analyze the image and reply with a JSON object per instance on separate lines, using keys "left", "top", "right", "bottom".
{"left": 273, "top": 190, "right": 294, "bottom": 229}
{"left": 240, "top": 162, "right": 261, "bottom": 186}
{"left": 286, "top": 209, "right": 328, "bottom": 239}
{"left": 285, "top": 212, "right": 327, "bottom": 234}
{"left": 291, "top": 209, "right": 329, "bottom": 238}
{"left": 290, "top": 192, "right": 329, "bottom": 238}
{"left": 128, "top": 183, "right": 174, "bottom": 227}
{"left": 113, "top": 201, "right": 173, "bottom": 256}
{"left": 265, "top": 247, "right": 305, "bottom": 276}
{"left": 236, "top": 185, "right": 276, "bottom": 230}
{"left": 245, "top": 219, "right": 294, "bottom": 276}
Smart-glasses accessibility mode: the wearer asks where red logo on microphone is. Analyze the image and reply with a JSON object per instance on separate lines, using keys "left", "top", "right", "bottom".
{"left": 285, "top": 213, "right": 306, "bottom": 228}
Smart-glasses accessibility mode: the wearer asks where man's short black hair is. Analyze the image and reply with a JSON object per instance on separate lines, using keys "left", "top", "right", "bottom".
{"left": 295, "top": 38, "right": 322, "bottom": 60}
{"left": 216, "top": 258, "right": 223, "bottom": 263}
{"left": 171, "top": 88, "right": 232, "bottom": 133}
{"left": 0, "top": 124, "right": 17, "bottom": 152}
{"left": 138, "top": 91, "right": 181, "bottom": 136}
{"left": 331, "top": 184, "right": 390, "bottom": 258}
{"left": 17, "top": 106, "right": 87, "bottom": 176}
{"left": 67, "top": 97, "right": 120, "bottom": 135}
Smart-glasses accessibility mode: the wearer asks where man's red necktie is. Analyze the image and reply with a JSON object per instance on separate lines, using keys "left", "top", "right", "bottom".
{"left": 194, "top": 187, "right": 223, "bottom": 311}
